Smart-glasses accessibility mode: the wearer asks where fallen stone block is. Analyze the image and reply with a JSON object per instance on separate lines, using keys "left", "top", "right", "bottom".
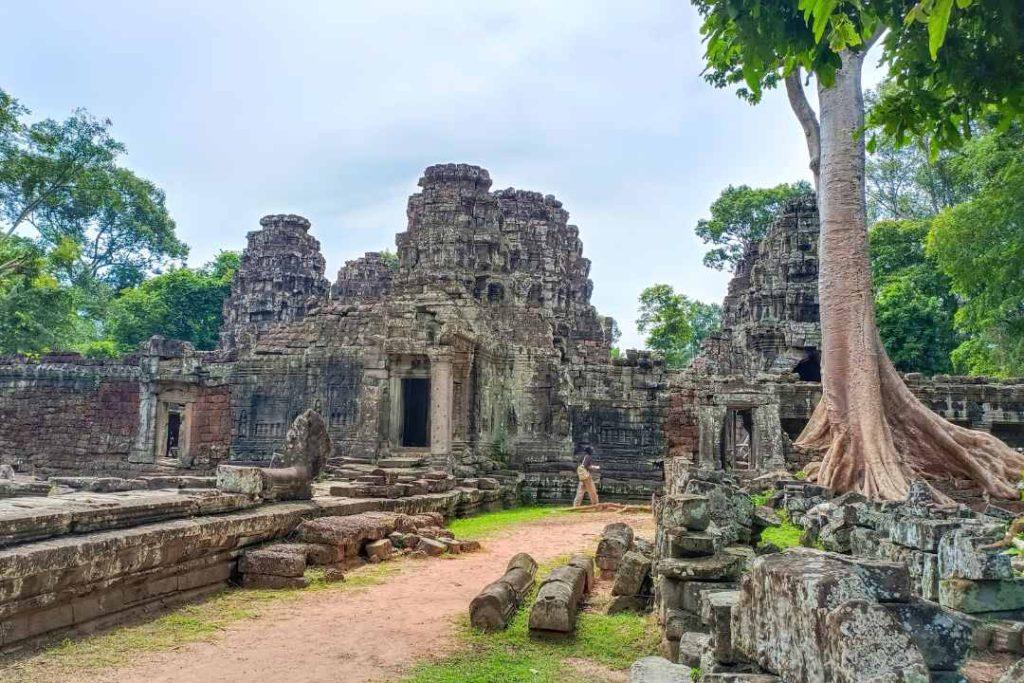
{"left": 241, "top": 573, "right": 309, "bottom": 590}
{"left": 938, "top": 525, "right": 1013, "bottom": 580}
{"left": 677, "top": 631, "right": 711, "bottom": 667}
{"left": 666, "top": 528, "right": 718, "bottom": 558}
{"left": 418, "top": 537, "right": 447, "bottom": 556}
{"left": 239, "top": 547, "right": 307, "bottom": 577}
{"left": 886, "top": 601, "right": 973, "bottom": 671}
{"left": 682, "top": 581, "right": 737, "bottom": 615}
{"left": 661, "top": 494, "right": 710, "bottom": 531}
{"left": 656, "top": 553, "right": 744, "bottom": 582}
{"left": 939, "top": 578, "right": 1024, "bottom": 613}
{"left": 824, "top": 600, "right": 930, "bottom": 682}
{"left": 704, "top": 590, "right": 739, "bottom": 664}
{"left": 460, "top": 539, "right": 482, "bottom": 552}
{"left": 732, "top": 548, "right": 929, "bottom": 683}
{"left": 216, "top": 465, "right": 264, "bottom": 495}
{"left": 469, "top": 552, "right": 538, "bottom": 632}
{"left": 568, "top": 554, "right": 595, "bottom": 593}
{"left": 365, "top": 539, "right": 393, "bottom": 563}
{"left": 628, "top": 656, "right": 692, "bottom": 682}
{"left": 529, "top": 558, "right": 591, "bottom": 634}
{"left": 597, "top": 522, "right": 635, "bottom": 572}
{"left": 613, "top": 551, "right": 651, "bottom": 597}
{"left": 889, "top": 517, "right": 960, "bottom": 552}
{"left": 664, "top": 608, "right": 701, "bottom": 640}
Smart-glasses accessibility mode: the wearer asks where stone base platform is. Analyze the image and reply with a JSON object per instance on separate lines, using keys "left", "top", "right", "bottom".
{"left": 0, "top": 485, "right": 507, "bottom": 653}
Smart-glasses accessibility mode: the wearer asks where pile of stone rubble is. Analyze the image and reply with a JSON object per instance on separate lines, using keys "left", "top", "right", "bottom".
{"left": 236, "top": 510, "right": 481, "bottom": 589}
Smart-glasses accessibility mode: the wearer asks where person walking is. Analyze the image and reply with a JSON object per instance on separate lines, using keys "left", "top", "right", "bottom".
{"left": 573, "top": 442, "right": 599, "bottom": 507}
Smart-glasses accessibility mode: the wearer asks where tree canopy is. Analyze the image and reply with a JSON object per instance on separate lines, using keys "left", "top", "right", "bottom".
{"left": 103, "top": 251, "right": 240, "bottom": 353}
{"left": 637, "top": 284, "right": 722, "bottom": 368}
{"left": 0, "top": 88, "right": 185, "bottom": 289}
{"left": 695, "top": 182, "right": 812, "bottom": 270}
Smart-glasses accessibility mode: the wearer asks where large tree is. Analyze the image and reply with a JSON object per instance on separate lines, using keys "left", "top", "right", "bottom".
{"left": 696, "top": 181, "right": 812, "bottom": 270}
{"left": 104, "top": 251, "right": 239, "bottom": 353}
{"left": 870, "top": 219, "right": 958, "bottom": 375}
{"left": 927, "top": 126, "right": 1024, "bottom": 378}
{"left": 0, "top": 89, "right": 185, "bottom": 289}
{"left": 638, "top": 284, "right": 722, "bottom": 367}
{"left": 693, "top": 0, "right": 1024, "bottom": 499}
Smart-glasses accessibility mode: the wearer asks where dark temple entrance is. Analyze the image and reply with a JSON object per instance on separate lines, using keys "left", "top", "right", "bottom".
{"left": 165, "top": 409, "right": 182, "bottom": 457}
{"left": 401, "top": 377, "right": 430, "bottom": 447}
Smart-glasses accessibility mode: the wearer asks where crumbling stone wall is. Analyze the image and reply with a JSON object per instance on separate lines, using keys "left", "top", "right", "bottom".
{"left": 0, "top": 357, "right": 141, "bottom": 475}
{"left": 0, "top": 340, "right": 234, "bottom": 477}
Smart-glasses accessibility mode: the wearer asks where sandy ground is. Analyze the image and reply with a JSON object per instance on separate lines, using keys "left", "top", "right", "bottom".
{"left": 70, "top": 510, "right": 654, "bottom": 683}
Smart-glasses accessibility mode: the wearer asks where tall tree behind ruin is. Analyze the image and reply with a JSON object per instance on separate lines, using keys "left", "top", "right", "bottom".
{"left": 691, "top": 0, "right": 1024, "bottom": 500}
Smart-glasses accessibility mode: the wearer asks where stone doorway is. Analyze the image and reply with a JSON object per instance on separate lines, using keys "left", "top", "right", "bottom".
{"left": 165, "top": 408, "right": 182, "bottom": 457}
{"left": 401, "top": 377, "right": 431, "bottom": 447}
{"left": 721, "top": 408, "right": 754, "bottom": 470}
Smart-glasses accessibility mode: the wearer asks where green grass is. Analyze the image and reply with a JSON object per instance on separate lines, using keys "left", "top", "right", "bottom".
{"left": 749, "top": 489, "right": 774, "bottom": 508}
{"left": 446, "top": 505, "right": 567, "bottom": 540}
{"left": 0, "top": 561, "right": 402, "bottom": 683}
{"left": 758, "top": 508, "right": 805, "bottom": 550}
{"left": 404, "top": 561, "right": 660, "bottom": 683}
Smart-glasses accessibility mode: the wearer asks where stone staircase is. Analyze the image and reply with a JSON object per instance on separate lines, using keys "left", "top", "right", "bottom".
{"left": 321, "top": 452, "right": 523, "bottom": 502}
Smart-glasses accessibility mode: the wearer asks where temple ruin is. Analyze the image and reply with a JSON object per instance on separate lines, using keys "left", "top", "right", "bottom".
{"left": 1, "top": 164, "right": 1023, "bottom": 661}
{"left": 2, "top": 164, "right": 1022, "bottom": 506}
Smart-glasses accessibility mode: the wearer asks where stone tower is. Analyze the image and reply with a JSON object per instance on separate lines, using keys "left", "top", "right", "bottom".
{"left": 219, "top": 214, "right": 329, "bottom": 351}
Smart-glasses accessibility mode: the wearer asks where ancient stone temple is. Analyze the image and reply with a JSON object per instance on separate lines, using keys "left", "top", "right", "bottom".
{"left": 1, "top": 167, "right": 1022, "bottom": 507}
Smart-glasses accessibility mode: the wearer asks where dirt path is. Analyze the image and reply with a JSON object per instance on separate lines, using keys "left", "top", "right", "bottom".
{"left": 72, "top": 511, "right": 653, "bottom": 683}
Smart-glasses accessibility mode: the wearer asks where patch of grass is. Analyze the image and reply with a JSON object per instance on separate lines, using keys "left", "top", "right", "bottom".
{"left": 405, "top": 564, "right": 660, "bottom": 683}
{"left": 0, "top": 560, "right": 402, "bottom": 683}
{"left": 749, "top": 489, "right": 773, "bottom": 508}
{"left": 758, "top": 508, "right": 805, "bottom": 550}
{"left": 759, "top": 522, "right": 803, "bottom": 549}
{"left": 447, "top": 506, "right": 566, "bottom": 540}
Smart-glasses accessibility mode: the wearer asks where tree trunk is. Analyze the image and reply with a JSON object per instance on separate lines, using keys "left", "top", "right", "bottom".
{"left": 793, "top": 49, "right": 1024, "bottom": 501}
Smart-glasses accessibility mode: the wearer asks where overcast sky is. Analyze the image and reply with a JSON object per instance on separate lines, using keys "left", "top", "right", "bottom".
{"left": 0, "top": 1, "right": 822, "bottom": 349}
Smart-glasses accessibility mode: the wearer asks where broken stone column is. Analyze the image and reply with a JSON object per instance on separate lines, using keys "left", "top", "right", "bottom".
{"left": 529, "top": 554, "right": 593, "bottom": 634}
{"left": 596, "top": 522, "right": 635, "bottom": 576}
{"left": 469, "top": 552, "right": 538, "bottom": 631}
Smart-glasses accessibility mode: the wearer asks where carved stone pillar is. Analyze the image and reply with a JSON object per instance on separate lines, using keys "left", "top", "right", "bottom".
{"left": 429, "top": 353, "right": 454, "bottom": 470}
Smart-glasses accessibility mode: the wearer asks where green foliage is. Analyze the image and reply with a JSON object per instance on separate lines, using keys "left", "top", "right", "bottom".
{"left": 103, "top": 251, "right": 239, "bottom": 353}
{"left": 695, "top": 182, "right": 812, "bottom": 271}
{"left": 691, "top": 668, "right": 702, "bottom": 682}
{"left": 0, "top": 88, "right": 186, "bottom": 288}
{"left": 869, "top": 219, "right": 958, "bottom": 375}
{"left": 927, "top": 127, "right": 1024, "bottom": 377}
{"left": 379, "top": 249, "right": 399, "bottom": 271}
{"left": 0, "top": 236, "right": 78, "bottom": 354}
{"left": 865, "top": 91, "right": 975, "bottom": 222}
{"left": 694, "top": 0, "right": 1023, "bottom": 156}
{"left": 637, "top": 284, "right": 722, "bottom": 368}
